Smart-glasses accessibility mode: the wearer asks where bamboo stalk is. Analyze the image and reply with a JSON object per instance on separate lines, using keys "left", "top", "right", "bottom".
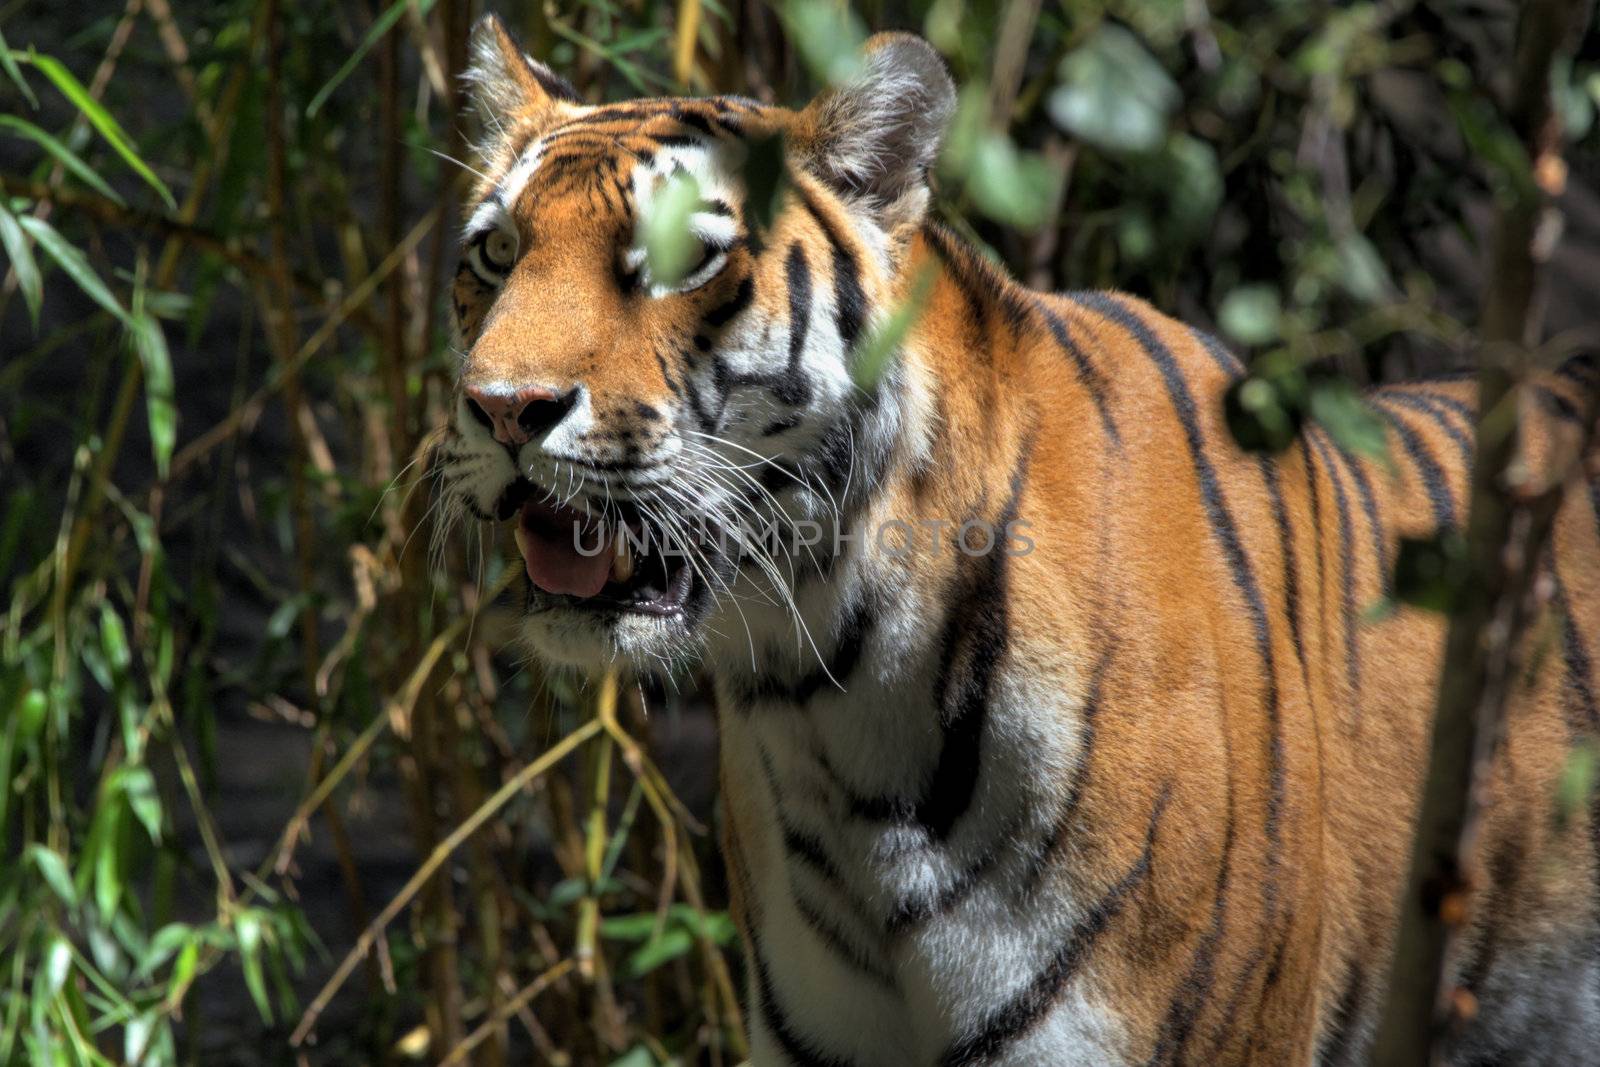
{"left": 290, "top": 716, "right": 604, "bottom": 1046}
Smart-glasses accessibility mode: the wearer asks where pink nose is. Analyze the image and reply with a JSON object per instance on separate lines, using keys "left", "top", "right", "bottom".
{"left": 463, "top": 385, "right": 573, "bottom": 446}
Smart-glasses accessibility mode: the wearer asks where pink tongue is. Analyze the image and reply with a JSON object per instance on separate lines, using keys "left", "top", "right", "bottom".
{"left": 518, "top": 503, "right": 612, "bottom": 598}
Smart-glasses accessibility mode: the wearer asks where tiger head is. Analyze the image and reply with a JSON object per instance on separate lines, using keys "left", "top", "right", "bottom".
{"left": 436, "top": 14, "right": 954, "bottom": 670}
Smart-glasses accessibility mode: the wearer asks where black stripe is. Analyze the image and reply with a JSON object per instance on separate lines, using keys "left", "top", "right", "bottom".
{"left": 1591, "top": 472, "right": 1600, "bottom": 549}
{"left": 790, "top": 894, "right": 897, "bottom": 990}
{"left": 884, "top": 829, "right": 1009, "bottom": 935}
{"left": 1020, "top": 640, "right": 1115, "bottom": 894}
{"left": 920, "top": 223, "right": 1033, "bottom": 336}
{"left": 916, "top": 437, "right": 1031, "bottom": 840}
{"left": 1315, "top": 963, "right": 1368, "bottom": 1067}
{"left": 745, "top": 596, "right": 873, "bottom": 706}
{"left": 1075, "top": 290, "right": 1285, "bottom": 917}
{"left": 1535, "top": 384, "right": 1581, "bottom": 424}
{"left": 794, "top": 183, "right": 865, "bottom": 351}
{"left": 922, "top": 225, "right": 989, "bottom": 352}
{"left": 1373, "top": 392, "right": 1473, "bottom": 471}
{"left": 1038, "top": 303, "right": 1121, "bottom": 446}
{"left": 1552, "top": 572, "right": 1598, "bottom": 734}
{"left": 1192, "top": 327, "right": 1246, "bottom": 378}
{"left": 1330, "top": 437, "right": 1393, "bottom": 599}
{"left": 704, "top": 274, "right": 755, "bottom": 328}
{"left": 1300, "top": 437, "right": 1330, "bottom": 674}
{"left": 1380, "top": 407, "right": 1457, "bottom": 531}
{"left": 749, "top": 930, "right": 858, "bottom": 1067}
{"left": 1307, "top": 431, "right": 1363, "bottom": 714}
{"left": 1146, "top": 812, "right": 1235, "bottom": 1065}
{"left": 779, "top": 243, "right": 813, "bottom": 406}
{"left": 753, "top": 743, "right": 897, "bottom": 991}
{"left": 937, "top": 785, "right": 1171, "bottom": 1067}
{"left": 1409, "top": 389, "right": 1476, "bottom": 424}
{"left": 1260, "top": 457, "right": 1312, "bottom": 697}
{"left": 1075, "top": 291, "right": 1281, "bottom": 1063}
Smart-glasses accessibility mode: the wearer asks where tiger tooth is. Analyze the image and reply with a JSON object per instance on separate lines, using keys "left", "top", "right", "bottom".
{"left": 513, "top": 524, "right": 531, "bottom": 559}
{"left": 611, "top": 526, "right": 634, "bottom": 583}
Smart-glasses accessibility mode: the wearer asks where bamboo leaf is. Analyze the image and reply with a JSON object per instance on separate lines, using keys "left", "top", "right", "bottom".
{"left": 42, "top": 938, "right": 72, "bottom": 997}
{"left": 0, "top": 200, "right": 42, "bottom": 327}
{"left": 19, "top": 49, "right": 176, "bottom": 209}
{"left": 305, "top": 0, "right": 438, "bottom": 117}
{"left": 642, "top": 169, "right": 701, "bottom": 287}
{"left": 16, "top": 214, "right": 126, "bottom": 322}
{"left": 235, "top": 910, "right": 273, "bottom": 1024}
{"left": 0, "top": 115, "right": 125, "bottom": 205}
{"left": 0, "top": 28, "right": 36, "bottom": 108}
{"left": 129, "top": 313, "right": 177, "bottom": 478}
{"left": 26, "top": 845, "right": 77, "bottom": 909}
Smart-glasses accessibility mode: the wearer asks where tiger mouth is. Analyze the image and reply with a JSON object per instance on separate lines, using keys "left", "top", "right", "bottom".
{"left": 497, "top": 481, "right": 698, "bottom": 617}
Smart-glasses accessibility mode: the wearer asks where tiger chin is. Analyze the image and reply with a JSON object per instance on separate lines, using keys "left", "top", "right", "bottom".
{"left": 434, "top": 14, "right": 1600, "bottom": 1066}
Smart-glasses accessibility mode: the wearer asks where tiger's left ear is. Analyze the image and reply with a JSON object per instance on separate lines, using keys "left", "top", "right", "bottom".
{"left": 463, "top": 14, "right": 579, "bottom": 126}
{"left": 793, "top": 33, "right": 955, "bottom": 230}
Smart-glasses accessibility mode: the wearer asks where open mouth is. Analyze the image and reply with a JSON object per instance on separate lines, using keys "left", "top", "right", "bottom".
{"left": 510, "top": 492, "right": 695, "bottom": 617}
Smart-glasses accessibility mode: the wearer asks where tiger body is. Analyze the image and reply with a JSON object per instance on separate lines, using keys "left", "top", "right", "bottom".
{"left": 438, "top": 17, "right": 1600, "bottom": 1065}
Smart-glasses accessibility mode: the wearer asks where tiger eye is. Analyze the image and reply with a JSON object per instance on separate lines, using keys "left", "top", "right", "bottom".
{"left": 485, "top": 230, "right": 517, "bottom": 270}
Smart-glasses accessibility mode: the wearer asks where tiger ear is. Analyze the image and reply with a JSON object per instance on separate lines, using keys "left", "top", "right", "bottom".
{"left": 463, "top": 14, "right": 579, "bottom": 124}
{"left": 793, "top": 33, "right": 955, "bottom": 227}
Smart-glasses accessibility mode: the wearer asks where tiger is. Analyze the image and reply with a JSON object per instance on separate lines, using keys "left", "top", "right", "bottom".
{"left": 434, "top": 14, "right": 1600, "bottom": 1065}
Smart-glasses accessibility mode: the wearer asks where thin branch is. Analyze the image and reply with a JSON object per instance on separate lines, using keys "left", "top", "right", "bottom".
{"left": 1372, "top": 1, "right": 1597, "bottom": 1062}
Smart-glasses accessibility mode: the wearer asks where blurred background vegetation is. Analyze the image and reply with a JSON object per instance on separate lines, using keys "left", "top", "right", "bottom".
{"left": 0, "top": 0, "right": 1596, "bottom": 1064}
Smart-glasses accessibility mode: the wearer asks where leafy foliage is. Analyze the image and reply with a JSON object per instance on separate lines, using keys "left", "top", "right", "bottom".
{"left": 1, "top": 1, "right": 1596, "bottom": 1064}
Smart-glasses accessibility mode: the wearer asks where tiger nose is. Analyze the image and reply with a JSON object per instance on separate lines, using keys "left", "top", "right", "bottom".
{"left": 462, "top": 385, "right": 578, "bottom": 446}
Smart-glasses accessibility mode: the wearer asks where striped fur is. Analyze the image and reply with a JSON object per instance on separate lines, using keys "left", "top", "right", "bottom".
{"left": 436, "top": 18, "right": 1600, "bottom": 1064}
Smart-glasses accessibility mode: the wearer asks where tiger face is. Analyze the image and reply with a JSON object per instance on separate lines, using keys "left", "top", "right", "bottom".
{"left": 437, "top": 15, "right": 953, "bottom": 670}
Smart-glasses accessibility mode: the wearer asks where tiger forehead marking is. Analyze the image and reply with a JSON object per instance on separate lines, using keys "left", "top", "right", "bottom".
{"left": 435, "top": 14, "right": 1600, "bottom": 1066}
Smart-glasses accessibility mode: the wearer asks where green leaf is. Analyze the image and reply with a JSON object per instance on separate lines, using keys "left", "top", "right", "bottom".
{"left": 123, "top": 1012, "right": 158, "bottom": 1067}
{"left": 129, "top": 313, "right": 176, "bottom": 478}
{"left": 167, "top": 940, "right": 199, "bottom": 1003}
{"left": 599, "top": 913, "right": 661, "bottom": 942}
{"left": 965, "top": 133, "right": 1058, "bottom": 231}
{"left": 1334, "top": 234, "right": 1392, "bottom": 304}
{"left": 642, "top": 169, "right": 702, "bottom": 288}
{"left": 233, "top": 908, "right": 272, "bottom": 1023}
{"left": 235, "top": 911, "right": 273, "bottom": 1024}
{"left": 620, "top": 926, "right": 695, "bottom": 978}
{"left": 19, "top": 49, "right": 175, "bottom": 209}
{"left": 1394, "top": 531, "right": 1470, "bottom": 614}
{"left": 609, "top": 1046, "right": 657, "bottom": 1067}
{"left": 0, "top": 115, "right": 125, "bottom": 205}
{"left": 852, "top": 263, "right": 939, "bottom": 390}
{"left": 1556, "top": 742, "right": 1599, "bottom": 829}
{"left": 0, "top": 28, "right": 36, "bottom": 107}
{"left": 42, "top": 938, "right": 72, "bottom": 997}
{"left": 1225, "top": 373, "right": 1303, "bottom": 454}
{"left": 16, "top": 688, "right": 48, "bottom": 744}
{"left": 16, "top": 214, "right": 126, "bottom": 322}
{"left": 118, "top": 766, "right": 163, "bottom": 844}
{"left": 785, "top": 0, "right": 866, "bottom": 86}
{"left": 1218, "top": 286, "right": 1282, "bottom": 346}
{"left": 1152, "top": 135, "right": 1222, "bottom": 241}
{"left": 26, "top": 845, "right": 77, "bottom": 909}
{"left": 94, "top": 802, "right": 124, "bottom": 918}
{"left": 99, "top": 604, "right": 131, "bottom": 671}
{"left": 137, "top": 923, "right": 192, "bottom": 980}
{"left": 305, "top": 0, "right": 438, "bottom": 117}
{"left": 1049, "top": 24, "right": 1179, "bottom": 154}
{"left": 0, "top": 199, "right": 42, "bottom": 327}
{"left": 737, "top": 132, "right": 789, "bottom": 238}
{"left": 1308, "top": 379, "right": 1389, "bottom": 462}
